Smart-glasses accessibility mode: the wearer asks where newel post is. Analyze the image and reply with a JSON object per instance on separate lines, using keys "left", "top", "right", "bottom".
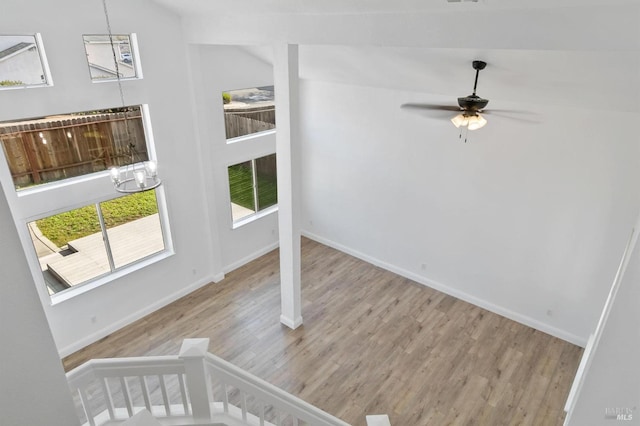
{"left": 179, "top": 338, "right": 212, "bottom": 422}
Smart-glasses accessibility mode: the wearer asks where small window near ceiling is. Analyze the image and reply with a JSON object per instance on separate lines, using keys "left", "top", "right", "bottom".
{"left": 29, "top": 190, "right": 165, "bottom": 295}
{"left": 83, "top": 34, "right": 141, "bottom": 81}
{"left": 0, "top": 105, "right": 149, "bottom": 191}
{"left": 0, "top": 34, "right": 52, "bottom": 89}
{"left": 222, "top": 86, "right": 275, "bottom": 140}
{"left": 228, "top": 153, "right": 278, "bottom": 224}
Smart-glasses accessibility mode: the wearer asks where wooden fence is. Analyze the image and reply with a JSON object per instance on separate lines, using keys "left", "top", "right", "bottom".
{"left": 224, "top": 106, "right": 275, "bottom": 139}
{"left": 0, "top": 105, "right": 276, "bottom": 189}
{"left": 0, "top": 110, "right": 147, "bottom": 189}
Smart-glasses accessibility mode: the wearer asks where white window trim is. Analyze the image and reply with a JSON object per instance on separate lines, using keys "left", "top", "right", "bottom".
{"left": 49, "top": 249, "right": 174, "bottom": 305}
{"left": 231, "top": 204, "right": 278, "bottom": 229}
{"left": 0, "top": 33, "right": 54, "bottom": 90}
{"left": 15, "top": 169, "right": 112, "bottom": 197}
{"left": 0, "top": 103, "right": 172, "bottom": 304}
{"left": 23, "top": 187, "right": 174, "bottom": 305}
{"left": 226, "top": 128, "right": 276, "bottom": 145}
{"left": 84, "top": 33, "right": 143, "bottom": 83}
{"left": 228, "top": 153, "right": 278, "bottom": 229}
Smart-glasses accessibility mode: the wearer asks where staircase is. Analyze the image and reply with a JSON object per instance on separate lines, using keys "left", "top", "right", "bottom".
{"left": 67, "top": 338, "right": 386, "bottom": 426}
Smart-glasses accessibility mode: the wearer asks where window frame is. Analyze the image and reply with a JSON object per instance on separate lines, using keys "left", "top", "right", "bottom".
{"left": 0, "top": 104, "right": 172, "bottom": 305}
{"left": 0, "top": 33, "right": 53, "bottom": 90}
{"left": 83, "top": 33, "right": 143, "bottom": 82}
{"left": 227, "top": 152, "right": 278, "bottom": 229}
{"left": 28, "top": 189, "right": 172, "bottom": 304}
{"left": 222, "top": 86, "right": 275, "bottom": 142}
{"left": 0, "top": 104, "right": 152, "bottom": 193}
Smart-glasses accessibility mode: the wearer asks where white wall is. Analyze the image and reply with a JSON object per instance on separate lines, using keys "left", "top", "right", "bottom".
{"left": 189, "top": 44, "right": 279, "bottom": 271}
{"left": 3, "top": 0, "right": 638, "bottom": 360}
{"left": 172, "top": 1, "right": 640, "bottom": 345}
{"left": 566, "top": 216, "right": 640, "bottom": 424}
{"left": 0, "top": 181, "right": 79, "bottom": 424}
{"left": 0, "top": 0, "right": 222, "bottom": 355}
{"left": 299, "top": 79, "right": 640, "bottom": 344}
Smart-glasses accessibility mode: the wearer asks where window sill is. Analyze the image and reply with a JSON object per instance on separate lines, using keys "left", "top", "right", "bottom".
{"left": 0, "top": 82, "right": 52, "bottom": 91}
{"left": 16, "top": 170, "right": 112, "bottom": 197}
{"left": 232, "top": 205, "right": 278, "bottom": 229}
{"left": 226, "top": 129, "right": 276, "bottom": 145}
{"left": 91, "top": 76, "right": 142, "bottom": 84}
{"left": 48, "top": 249, "right": 174, "bottom": 306}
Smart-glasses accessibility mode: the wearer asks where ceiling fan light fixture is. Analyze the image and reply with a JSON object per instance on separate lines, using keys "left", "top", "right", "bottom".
{"left": 451, "top": 113, "right": 487, "bottom": 130}
{"left": 451, "top": 113, "right": 469, "bottom": 128}
{"left": 467, "top": 113, "right": 487, "bottom": 130}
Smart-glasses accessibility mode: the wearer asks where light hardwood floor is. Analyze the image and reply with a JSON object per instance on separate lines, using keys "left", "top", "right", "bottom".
{"left": 63, "top": 238, "right": 583, "bottom": 426}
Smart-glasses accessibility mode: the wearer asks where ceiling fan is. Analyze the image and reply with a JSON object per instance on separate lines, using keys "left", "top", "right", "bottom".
{"left": 414, "top": 60, "right": 490, "bottom": 130}
{"left": 400, "top": 60, "right": 509, "bottom": 140}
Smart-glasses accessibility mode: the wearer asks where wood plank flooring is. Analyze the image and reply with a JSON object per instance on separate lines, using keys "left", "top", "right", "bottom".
{"left": 63, "top": 238, "right": 583, "bottom": 426}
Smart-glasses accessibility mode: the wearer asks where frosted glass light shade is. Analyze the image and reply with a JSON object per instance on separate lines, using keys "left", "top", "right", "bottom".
{"left": 451, "top": 113, "right": 487, "bottom": 130}
{"left": 467, "top": 114, "right": 487, "bottom": 130}
{"left": 451, "top": 113, "right": 468, "bottom": 128}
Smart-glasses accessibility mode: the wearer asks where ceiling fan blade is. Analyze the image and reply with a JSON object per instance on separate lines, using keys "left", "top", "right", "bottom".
{"left": 401, "top": 103, "right": 462, "bottom": 112}
{"left": 481, "top": 109, "right": 536, "bottom": 115}
{"left": 482, "top": 110, "right": 541, "bottom": 124}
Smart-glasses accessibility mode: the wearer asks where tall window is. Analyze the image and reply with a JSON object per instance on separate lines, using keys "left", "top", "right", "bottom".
{"left": 0, "top": 106, "right": 148, "bottom": 190}
{"left": 228, "top": 153, "right": 278, "bottom": 223}
{"left": 222, "top": 86, "right": 275, "bottom": 140}
{"left": 0, "top": 106, "right": 171, "bottom": 300}
{"left": 30, "top": 190, "right": 165, "bottom": 295}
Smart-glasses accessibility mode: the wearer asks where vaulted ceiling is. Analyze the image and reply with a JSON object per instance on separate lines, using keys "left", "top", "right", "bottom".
{"left": 152, "top": 0, "right": 638, "bottom": 16}
{"left": 151, "top": 0, "right": 640, "bottom": 113}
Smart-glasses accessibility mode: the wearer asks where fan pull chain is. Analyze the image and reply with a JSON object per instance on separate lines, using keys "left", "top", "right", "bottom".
{"left": 459, "top": 126, "right": 469, "bottom": 143}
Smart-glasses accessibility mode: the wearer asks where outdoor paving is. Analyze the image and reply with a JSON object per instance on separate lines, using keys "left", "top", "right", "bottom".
{"left": 42, "top": 214, "right": 164, "bottom": 288}
{"left": 231, "top": 202, "right": 255, "bottom": 221}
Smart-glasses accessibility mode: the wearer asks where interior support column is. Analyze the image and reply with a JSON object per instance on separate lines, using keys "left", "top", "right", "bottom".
{"left": 274, "top": 43, "right": 303, "bottom": 329}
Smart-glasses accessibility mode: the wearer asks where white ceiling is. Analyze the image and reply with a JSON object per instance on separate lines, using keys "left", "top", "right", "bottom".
{"left": 150, "top": 0, "right": 640, "bottom": 113}
{"left": 298, "top": 46, "right": 640, "bottom": 112}
{"left": 152, "top": 0, "right": 640, "bottom": 16}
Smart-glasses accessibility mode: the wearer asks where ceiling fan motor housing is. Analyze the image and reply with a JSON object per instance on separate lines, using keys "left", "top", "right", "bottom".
{"left": 457, "top": 95, "right": 489, "bottom": 113}
{"left": 472, "top": 60, "right": 487, "bottom": 71}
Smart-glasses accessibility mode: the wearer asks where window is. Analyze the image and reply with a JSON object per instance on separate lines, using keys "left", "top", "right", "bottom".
{"left": 223, "top": 86, "right": 275, "bottom": 140}
{"left": 0, "top": 105, "right": 149, "bottom": 190}
{"left": 30, "top": 190, "right": 165, "bottom": 295}
{"left": 0, "top": 34, "right": 52, "bottom": 89}
{"left": 228, "top": 153, "right": 278, "bottom": 223}
{"left": 83, "top": 34, "right": 140, "bottom": 81}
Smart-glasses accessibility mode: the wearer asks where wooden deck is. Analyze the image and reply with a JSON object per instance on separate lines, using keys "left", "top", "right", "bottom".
{"left": 63, "top": 238, "right": 583, "bottom": 426}
{"left": 47, "top": 214, "right": 164, "bottom": 286}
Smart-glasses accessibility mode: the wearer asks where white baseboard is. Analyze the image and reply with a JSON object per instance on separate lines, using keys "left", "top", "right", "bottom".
{"left": 303, "top": 231, "right": 587, "bottom": 347}
{"left": 58, "top": 275, "right": 218, "bottom": 358}
{"left": 223, "top": 242, "right": 279, "bottom": 274}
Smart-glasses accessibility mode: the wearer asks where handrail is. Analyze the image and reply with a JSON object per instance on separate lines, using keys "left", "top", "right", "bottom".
{"left": 205, "top": 353, "right": 350, "bottom": 426}
{"left": 67, "top": 355, "right": 191, "bottom": 425}
{"left": 66, "top": 339, "right": 352, "bottom": 426}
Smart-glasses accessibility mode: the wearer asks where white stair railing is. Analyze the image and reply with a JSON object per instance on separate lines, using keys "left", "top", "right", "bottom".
{"left": 67, "top": 338, "right": 351, "bottom": 426}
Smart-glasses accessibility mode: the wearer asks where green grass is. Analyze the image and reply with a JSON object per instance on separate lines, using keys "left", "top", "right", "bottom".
{"left": 256, "top": 172, "right": 278, "bottom": 209}
{"left": 228, "top": 163, "right": 278, "bottom": 212}
{"left": 36, "top": 191, "right": 158, "bottom": 248}
{"left": 228, "top": 163, "right": 256, "bottom": 210}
